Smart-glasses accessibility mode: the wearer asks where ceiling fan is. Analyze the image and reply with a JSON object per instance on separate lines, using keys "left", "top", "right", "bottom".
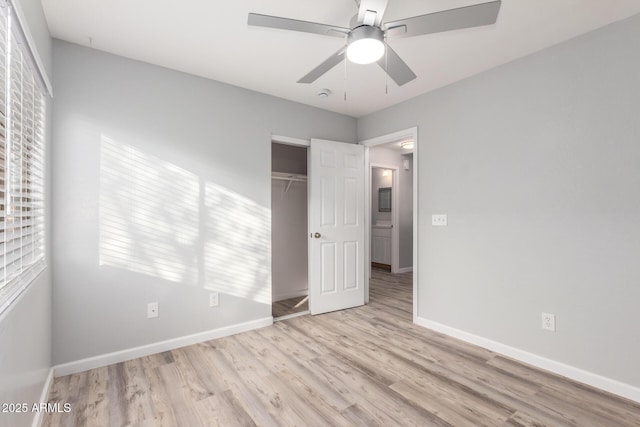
{"left": 248, "top": 0, "right": 501, "bottom": 86}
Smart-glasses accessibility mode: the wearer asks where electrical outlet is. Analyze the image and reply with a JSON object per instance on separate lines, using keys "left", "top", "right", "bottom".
{"left": 147, "top": 302, "right": 158, "bottom": 318}
{"left": 432, "top": 214, "right": 447, "bottom": 226}
{"left": 542, "top": 312, "right": 555, "bottom": 332}
{"left": 209, "top": 292, "right": 219, "bottom": 307}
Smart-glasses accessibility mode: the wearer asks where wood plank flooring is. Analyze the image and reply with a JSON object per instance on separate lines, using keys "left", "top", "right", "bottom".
{"left": 43, "top": 269, "right": 640, "bottom": 426}
{"left": 272, "top": 296, "right": 308, "bottom": 319}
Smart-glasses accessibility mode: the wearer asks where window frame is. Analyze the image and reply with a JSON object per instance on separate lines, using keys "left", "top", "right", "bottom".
{"left": 0, "top": 1, "right": 47, "bottom": 316}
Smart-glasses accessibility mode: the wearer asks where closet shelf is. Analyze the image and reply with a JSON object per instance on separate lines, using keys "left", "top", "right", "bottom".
{"left": 272, "top": 172, "right": 307, "bottom": 194}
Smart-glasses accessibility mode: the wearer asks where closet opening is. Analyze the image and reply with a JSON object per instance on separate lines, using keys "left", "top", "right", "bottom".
{"left": 271, "top": 142, "right": 310, "bottom": 320}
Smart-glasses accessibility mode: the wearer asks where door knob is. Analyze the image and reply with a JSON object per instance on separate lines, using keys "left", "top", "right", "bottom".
{"left": 314, "top": 232, "right": 321, "bottom": 238}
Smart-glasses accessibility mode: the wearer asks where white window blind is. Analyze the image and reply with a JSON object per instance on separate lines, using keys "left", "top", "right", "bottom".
{"left": 0, "top": 2, "right": 46, "bottom": 314}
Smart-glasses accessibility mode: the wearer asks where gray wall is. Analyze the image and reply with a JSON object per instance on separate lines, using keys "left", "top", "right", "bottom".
{"left": 0, "top": 273, "right": 51, "bottom": 427}
{"left": 0, "top": 1, "right": 53, "bottom": 427}
{"left": 359, "top": 14, "right": 640, "bottom": 388}
{"left": 370, "top": 147, "right": 414, "bottom": 269}
{"left": 51, "top": 40, "right": 356, "bottom": 364}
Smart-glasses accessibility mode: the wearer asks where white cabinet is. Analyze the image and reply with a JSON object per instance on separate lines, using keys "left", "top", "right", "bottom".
{"left": 371, "top": 226, "right": 392, "bottom": 265}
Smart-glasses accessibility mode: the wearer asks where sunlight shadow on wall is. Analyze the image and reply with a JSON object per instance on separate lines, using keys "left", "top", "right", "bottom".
{"left": 204, "top": 181, "right": 270, "bottom": 303}
{"left": 99, "top": 135, "right": 270, "bottom": 303}
{"left": 99, "top": 136, "right": 199, "bottom": 283}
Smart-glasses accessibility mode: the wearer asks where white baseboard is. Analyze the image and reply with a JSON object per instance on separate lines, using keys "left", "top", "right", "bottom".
{"left": 395, "top": 267, "right": 413, "bottom": 274}
{"left": 31, "top": 367, "right": 54, "bottom": 427}
{"left": 414, "top": 317, "right": 640, "bottom": 403}
{"left": 273, "top": 289, "right": 308, "bottom": 302}
{"left": 54, "top": 317, "right": 273, "bottom": 377}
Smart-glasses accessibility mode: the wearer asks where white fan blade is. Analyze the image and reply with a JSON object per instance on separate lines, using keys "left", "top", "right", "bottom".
{"left": 377, "top": 45, "right": 416, "bottom": 86}
{"left": 384, "top": 1, "right": 501, "bottom": 39}
{"left": 248, "top": 13, "right": 349, "bottom": 38}
{"left": 298, "top": 48, "right": 347, "bottom": 84}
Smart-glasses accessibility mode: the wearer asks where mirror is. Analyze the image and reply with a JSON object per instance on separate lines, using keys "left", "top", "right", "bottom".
{"left": 378, "top": 187, "right": 391, "bottom": 212}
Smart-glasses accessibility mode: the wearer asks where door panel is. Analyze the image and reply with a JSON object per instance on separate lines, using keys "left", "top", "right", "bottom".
{"left": 321, "top": 176, "right": 336, "bottom": 226}
{"left": 309, "top": 139, "right": 365, "bottom": 314}
{"left": 321, "top": 243, "right": 337, "bottom": 294}
{"left": 343, "top": 241, "right": 358, "bottom": 290}
{"left": 343, "top": 178, "right": 358, "bottom": 226}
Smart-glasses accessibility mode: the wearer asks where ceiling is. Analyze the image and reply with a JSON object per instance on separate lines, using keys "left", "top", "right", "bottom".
{"left": 42, "top": 0, "right": 640, "bottom": 118}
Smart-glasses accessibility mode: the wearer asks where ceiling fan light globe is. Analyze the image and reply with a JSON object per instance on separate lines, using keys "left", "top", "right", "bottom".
{"left": 347, "top": 38, "right": 385, "bottom": 64}
{"left": 346, "top": 25, "right": 385, "bottom": 65}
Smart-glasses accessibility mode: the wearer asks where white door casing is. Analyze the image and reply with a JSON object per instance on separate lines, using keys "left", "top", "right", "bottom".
{"left": 309, "top": 139, "right": 365, "bottom": 315}
{"left": 360, "top": 126, "right": 418, "bottom": 317}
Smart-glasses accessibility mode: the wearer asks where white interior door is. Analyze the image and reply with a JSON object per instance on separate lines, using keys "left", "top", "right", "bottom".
{"left": 309, "top": 139, "right": 365, "bottom": 315}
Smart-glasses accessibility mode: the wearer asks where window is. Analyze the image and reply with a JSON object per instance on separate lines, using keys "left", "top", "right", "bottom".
{"left": 0, "top": 2, "right": 46, "bottom": 314}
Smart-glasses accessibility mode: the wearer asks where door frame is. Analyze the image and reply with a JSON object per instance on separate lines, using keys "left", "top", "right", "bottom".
{"left": 272, "top": 134, "right": 367, "bottom": 315}
{"left": 360, "top": 127, "right": 418, "bottom": 320}
{"left": 370, "top": 163, "right": 399, "bottom": 273}
{"left": 272, "top": 129, "right": 419, "bottom": 320}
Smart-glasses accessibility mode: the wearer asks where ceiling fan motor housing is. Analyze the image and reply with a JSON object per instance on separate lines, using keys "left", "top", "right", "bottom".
{"left": 346, "top": 25, "right": 385, "bottom": 64}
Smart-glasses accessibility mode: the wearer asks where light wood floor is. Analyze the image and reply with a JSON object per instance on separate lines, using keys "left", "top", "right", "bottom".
{"left": 272, "top": 296, "right": 308, "bottom": 319}
{"left": 44, "top": 269, "right": 640, "bottom": 426}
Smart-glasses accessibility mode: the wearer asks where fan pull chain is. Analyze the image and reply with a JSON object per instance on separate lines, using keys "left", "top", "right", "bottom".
{"left": 343, "top": 54, "right": 348, "bottom": 101}
{"left": 385, "top": 39, "right": 389, "bottom": 95}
